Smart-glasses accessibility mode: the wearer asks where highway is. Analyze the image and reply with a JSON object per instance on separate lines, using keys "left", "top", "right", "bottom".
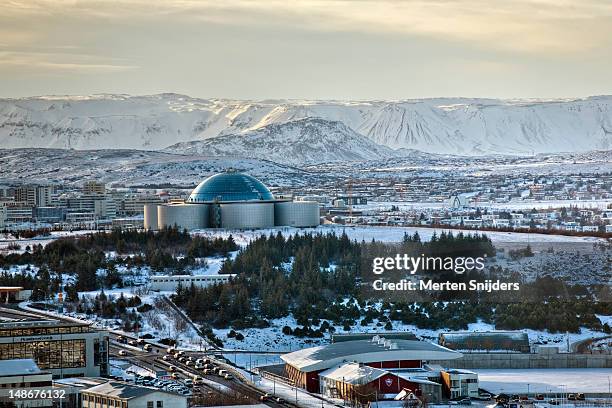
{"left": 16, "top": 303, "right": 304, "bottom": 408}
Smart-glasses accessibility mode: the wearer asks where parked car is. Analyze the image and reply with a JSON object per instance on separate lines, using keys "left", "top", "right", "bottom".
{"left": 568, "top": 394, "right": 576, "bottom": 401}
{"left": 535, "top": 394, "right": 545, "bottom": 401}
{"left": 260, "top": 393, "right": 272, "bottom": 401}
{"left": 577, "top": 393, "right": 586, "bottom": 401}
{"left": 224, "top": 373, "right": 233, "bottom": 380}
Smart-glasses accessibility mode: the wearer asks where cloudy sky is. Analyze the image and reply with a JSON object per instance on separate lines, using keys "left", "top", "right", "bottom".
{"left": 2, "top": 0, "right": 611, "bottom": 99}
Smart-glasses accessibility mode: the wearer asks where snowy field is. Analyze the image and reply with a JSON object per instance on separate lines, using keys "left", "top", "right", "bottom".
{"left": 193, "top": 224, "right": 605, "bottom": 247}
{"left": 475, "top": 369, "right": 612, "bottom": 394}
{"left": 355, "top": 199, "right": 612, "bottom": 212}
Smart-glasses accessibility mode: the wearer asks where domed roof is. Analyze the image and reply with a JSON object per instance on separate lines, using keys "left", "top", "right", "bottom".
{"left": 187, "top": 171, "right": 274, "bottom": 203}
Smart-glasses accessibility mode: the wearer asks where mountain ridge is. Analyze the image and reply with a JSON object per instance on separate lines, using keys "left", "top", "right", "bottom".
{"left": 1, "top": 94, "right": 611, "bottom": 163}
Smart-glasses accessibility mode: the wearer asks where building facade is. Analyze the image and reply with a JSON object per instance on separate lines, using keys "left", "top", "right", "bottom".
{"left": 0, "top": 309, "right": 109, "bottom": 379}
{"left": 149, "top": 274, "right": 234, "bottom": 292}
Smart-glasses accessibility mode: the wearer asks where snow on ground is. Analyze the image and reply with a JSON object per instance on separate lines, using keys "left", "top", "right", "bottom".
{"left": 255, "top": 376, "right": 341, "bottom": 408}
{"left": 356, "top": 199, "right": 612, "bottom": 211}
{"left": 475, "top": 369, "right": 612, "bottom": 393}
{"left": 216, "top": 315, "right": 612, "bottom": 355}
{"left": 193, "top": 225, "right": 605, "bottom": 248}
{"left": 222, "top": 353, "right": 283, "bottom": 370}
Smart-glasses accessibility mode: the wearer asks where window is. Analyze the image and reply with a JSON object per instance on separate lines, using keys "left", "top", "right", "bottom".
{"left": 0, "top": 339, "right": 86, "bottom": 369}
{"left": 157, "top": 401, "right": 163, "bottom": 408}
{"left": 147, "top": 402, "right": 154, "bottom": 408}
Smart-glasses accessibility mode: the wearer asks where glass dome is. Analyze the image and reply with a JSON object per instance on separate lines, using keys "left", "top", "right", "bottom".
{"left": 187, "top": 172, "right": 274, "bottom": 202}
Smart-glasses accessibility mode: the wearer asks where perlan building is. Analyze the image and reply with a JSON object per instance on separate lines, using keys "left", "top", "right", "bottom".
{"left": 144, "top": 170, "right": 320, "bottom": 230}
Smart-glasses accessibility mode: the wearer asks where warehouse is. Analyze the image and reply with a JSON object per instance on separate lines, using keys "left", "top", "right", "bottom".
{"left": 438, "top": 331, "right": 530, "bottom": 353}
{"left": 144, "top": 170, "right": 320, "bottom": 230}
{"left": 281, "top": 336, "right": 461, "bottom": 393}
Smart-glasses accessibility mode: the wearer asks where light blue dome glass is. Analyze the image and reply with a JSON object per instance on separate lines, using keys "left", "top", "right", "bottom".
{"left": 187, "top": 172, "right": 274, "bottom": 202}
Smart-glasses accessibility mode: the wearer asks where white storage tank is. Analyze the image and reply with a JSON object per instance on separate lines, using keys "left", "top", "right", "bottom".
{"left": 158, "top": 203, "right": 209, "bottom": 230}
{"left": 143, "top": 204, "right": 159, "bottom": 230}
{"left": 274, "top": 201, "right": 320, "bottom": 227}
{"left": 220, "top": 203, "right": 274, "bottom": 229}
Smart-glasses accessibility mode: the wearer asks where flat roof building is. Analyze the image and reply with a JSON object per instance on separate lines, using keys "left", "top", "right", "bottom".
{"left": 0, "top": 359, "right": 53, "bottom": 406}
{"left": 82, "top": 381, "right": 188, "bottom": 408}
{"left": 0, "top": 307, "right": 109, "bottom": 379}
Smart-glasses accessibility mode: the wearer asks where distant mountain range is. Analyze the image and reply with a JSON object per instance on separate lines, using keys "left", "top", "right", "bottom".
{"left": 0, "top": 94, "right": 611, "bottom": 164}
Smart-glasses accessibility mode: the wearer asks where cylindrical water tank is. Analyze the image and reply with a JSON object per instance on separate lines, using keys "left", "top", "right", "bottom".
{"left": 143, "top": 204, "right": 159, "bottom": 230}
{"left": 274, "top": 201, "right": 320, "bottom": 227}
{"left": 220, "top": 203, "right": 274, "bottom": 229}
{"left": 157, "top": 204, "right": 209, "bottom": 230}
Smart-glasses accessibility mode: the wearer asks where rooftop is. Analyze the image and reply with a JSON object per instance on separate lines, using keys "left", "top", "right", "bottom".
{"left": 319, "top": 362, "right": 388, "bottom": 384}
{"left": 0, "top": 359, "right": 46, "bottom": 377}
{"left": 187, "top": 171, "right": 274, "bottom": 203}
{"left": 83, "top": 381, "right": 177, "bottom": 400}
{"left": 281, "top": 337, "right": 462, "bottom": 372}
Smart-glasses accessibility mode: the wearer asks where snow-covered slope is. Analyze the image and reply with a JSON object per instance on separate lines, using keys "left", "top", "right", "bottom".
{"left": 1, "top": 94, "right": 611, "bottom": 157}
{"left": 164, "top": 118, "right": 396, "bottom": 164}
{"left": 0, "top": 148, "right": 317, "bottom": 188}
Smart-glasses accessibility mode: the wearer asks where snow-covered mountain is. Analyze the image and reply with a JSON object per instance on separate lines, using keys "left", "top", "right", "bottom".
{"left": 1, "top": 94, "right": 611, "bottom": 160}
{"left": 164, "top": 118, "right": 396, "bottom": 164}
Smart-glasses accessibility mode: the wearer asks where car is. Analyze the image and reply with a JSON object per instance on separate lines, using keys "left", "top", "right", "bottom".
{"left": 137, "top": 339, "right": 145, "bottom": 345}
{"left": 162, "top": 355, "right": 171, "bottom": 361}
{"left": 168, "top": 366, "right": 177, "bottom": 372}
{"left": 224, "top": 373, "right": 233, "bottom": 380}
{"left": 171, "top": 373, "right": 179, "bottom": 380}
{"left": 167, "top": 347, "right": 176, "bottom": 354}
{"left": 202, "top": 369, "right": 212, "bottom": 375}
{"left": 535, "top": 394, "right": 545, "bottom": 401}
{"left": 549, "top": 399, "right": 560, "bottom": 405}
{"left": 568, "top": 394, "right": 576, "bottom": 401}
{"left": 193, "top": 377, "right": 205, "bottom": 385}
{"left": 128, "top": 340, "right": 138, "bottom": 346}
{"left": 451, "top": 398, "right": 471, "bottom": 406}
{"left": 275, "top": 397, "right": 284, "bottom": 403}
{"left": 511, "top": 395, "right": 520, "bottom": 402}
{"left": 143, "top": 344, "right": 152, "bottom": 351}
{"left": 185, "top": 361, "right": 194, "bottom": 367}
{"left": 577, "top": 393, "right": 586, "bottom": 401}
{"left": 474, "top": 393, "right": 492, "bottom": 401}
{"left": 260, "top": 393, "right": 272, "bottom": 401}
{"left": 519, "top": 396, "right": 529, "bottom": 401}
{"left": 118, "top": 350, "right": 127, "bottom": 356}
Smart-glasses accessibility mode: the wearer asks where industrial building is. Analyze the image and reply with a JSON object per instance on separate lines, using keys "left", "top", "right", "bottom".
{"left": 438, "top": 331, "right": 530, "bottom": 353}
{"left": 0, "top": 307, "right": 109, "bottom": 379}
{"left": 280, "top": 336, "right": 461, "bottom": 394}
{"left": 144, "top": 170, "right": 320, "bottom": 231}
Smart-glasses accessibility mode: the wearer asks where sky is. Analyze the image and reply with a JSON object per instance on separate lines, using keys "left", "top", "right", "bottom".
{"left": 1, "top": 0, "right": 612, "bottom": 100}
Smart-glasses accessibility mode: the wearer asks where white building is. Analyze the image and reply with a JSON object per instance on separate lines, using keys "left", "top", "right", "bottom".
{"left": 149, "top": 274, "right": 234, "bottom": 291}
{"left": 0, "top": 359, "right": 53, "bottom": 407}
{"left": 81, "top": 381, "right": 187, "bottom": 408}
{"left": 440, "top": 369, "right": 479, "bottom": 399}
